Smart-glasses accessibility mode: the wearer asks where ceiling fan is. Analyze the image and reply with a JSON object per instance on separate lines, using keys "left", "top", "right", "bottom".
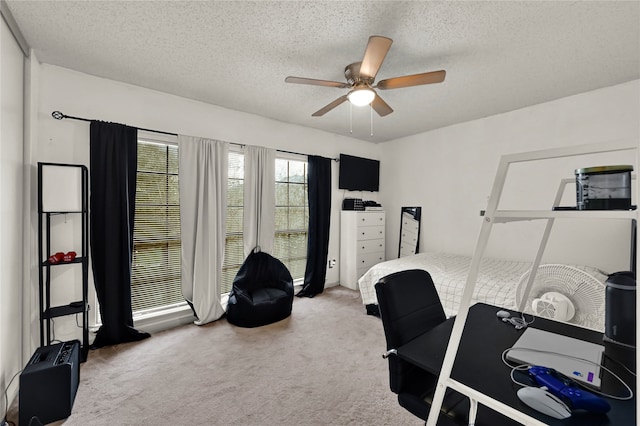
{"left": 285, "top": 35, "right": 446, "bottom": 117}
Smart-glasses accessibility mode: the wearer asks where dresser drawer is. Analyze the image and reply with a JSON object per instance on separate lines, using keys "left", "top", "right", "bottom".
{"left": 357, "top": 266, "right": 373, "bottom": 279}
{"left": 357, "top": 238, "right": 385, "bottom": 254}
{"left": 357, "top": 251, "right": 385, "bottom": 271}
{"left": 357, "top": 225, "right": 384, "bottom": 241}
{"left": 400, "top": 227, "right": 418, "bottom": 246}
{"left": 358, "top": 212, "right": 385, "bottom": 226}
{"left": 399, "top": 244, "right": 416, "bottom": 257}
{"left": 402, "top": 217, "right": 419, "bottom": 234}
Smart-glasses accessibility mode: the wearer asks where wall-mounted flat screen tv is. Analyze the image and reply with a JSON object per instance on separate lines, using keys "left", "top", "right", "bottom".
{"left": 338, "top": 154, "right": 380, "bottom": 192}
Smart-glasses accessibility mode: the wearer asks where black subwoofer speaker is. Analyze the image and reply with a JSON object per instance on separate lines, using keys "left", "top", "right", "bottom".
{"left": 605, "top": 271, "right": 636, "bottom": 347}
{"left": 19, "top": 340, "right": 80, "bottom": 425}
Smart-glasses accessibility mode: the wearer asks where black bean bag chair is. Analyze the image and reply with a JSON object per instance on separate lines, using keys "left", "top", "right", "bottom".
{"left": 226, "top": 250, "right": 294, "bottom": 327}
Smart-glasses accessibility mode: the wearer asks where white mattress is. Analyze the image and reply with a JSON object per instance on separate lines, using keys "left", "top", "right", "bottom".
{"left": 357, "top": 252, "right": 608, "bottom": 324}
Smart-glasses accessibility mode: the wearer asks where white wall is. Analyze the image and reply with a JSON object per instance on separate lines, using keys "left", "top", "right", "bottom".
{"left": 31, "top": 63, "right": 381, "bottom": 338}
{"left": 380, "top": 80, "right": 640, "bottom": 273}
{"left": 0, "top": 16, "right": 25, "bottom": 418}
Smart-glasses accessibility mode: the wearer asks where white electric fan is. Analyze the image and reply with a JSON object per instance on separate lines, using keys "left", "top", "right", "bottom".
{"left": 515, "top": 264, "right": 606, "bottom": 331}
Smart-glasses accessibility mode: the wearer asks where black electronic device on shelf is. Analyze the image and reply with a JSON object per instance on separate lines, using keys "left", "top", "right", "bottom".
{"left": 342, "top": 198, "right": 364, "bottom": 211}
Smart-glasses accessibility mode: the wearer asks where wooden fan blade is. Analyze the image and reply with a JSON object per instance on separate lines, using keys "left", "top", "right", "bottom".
{"left": 285, "top": 76, "right": 349, "bottom": 88}
{"left": 371, "top": 94, "right": 393, "bottom": 117}
{"left": 359, "top": 36, "right": 393, "bottom": 80}
{"left": 376, "top": 70, "right": 446, "bottom": 90}
{"left": 312, "top": 95, "right": 349, "bottom": 116}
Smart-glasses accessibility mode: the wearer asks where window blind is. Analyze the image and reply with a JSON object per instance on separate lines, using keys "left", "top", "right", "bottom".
{"left": 221, "top": 151, "right": 245, "bottom": 294}
{"left": 274, "top": 158, "right": 309, "bottom": 279}
{"left": 131, "top": 141, "right": 182, "bottom": 313}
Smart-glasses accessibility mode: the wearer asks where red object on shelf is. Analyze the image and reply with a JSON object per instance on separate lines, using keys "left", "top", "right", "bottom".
{"left": 48, "top": 252, "right": 64, "bottom": 264}
{"left": 63, "top": 251, "right": 77, "bottom": 262}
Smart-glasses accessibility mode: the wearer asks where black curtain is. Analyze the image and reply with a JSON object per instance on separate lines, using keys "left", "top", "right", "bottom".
{"left": 90, "top": 121, "right": 150, "bottom": 348}
{"left": 297, "top": 156, "right": 332, "bottom": 297}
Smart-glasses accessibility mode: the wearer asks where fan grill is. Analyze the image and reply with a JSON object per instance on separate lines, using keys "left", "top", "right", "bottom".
{"left": 515, "top": 264, "right": 606, "bottom": 331}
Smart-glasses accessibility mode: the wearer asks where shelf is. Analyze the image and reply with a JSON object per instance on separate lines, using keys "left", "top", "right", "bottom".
{"left": 41, "top": 256, "right": 86, "bottom": 267}
{"left": 38, "top": 162, "right": 89, "bottom": 362}
{"left": 491, "top": 209, "right": 637, "bottom": 223}
{"left": 44, "top": 210, "right": 86, "bottom": 215}
{"left": 43, "top": 302, "right": 85, "bottom": 319}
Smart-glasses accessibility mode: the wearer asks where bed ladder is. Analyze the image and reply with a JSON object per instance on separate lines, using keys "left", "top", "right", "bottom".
{"left": 426, "top": 139, "right": 639, "bottom": 426}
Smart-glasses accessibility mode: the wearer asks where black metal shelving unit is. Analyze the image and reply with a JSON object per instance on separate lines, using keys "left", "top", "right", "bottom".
{"left": 37, "top": 162, "right": 89, "bottom": 362}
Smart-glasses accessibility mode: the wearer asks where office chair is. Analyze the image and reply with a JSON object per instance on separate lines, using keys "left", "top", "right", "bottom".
{"left": 226, "top": 249, "right": 294, "bottom": 327}
{"left": 375, "top": 269, "right": 469, "bottom": 423}
{"left": 375, "top": 269, "right": 523, "bottom": 426}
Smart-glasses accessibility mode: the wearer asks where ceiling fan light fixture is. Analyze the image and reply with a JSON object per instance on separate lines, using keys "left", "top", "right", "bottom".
{"left": 347, "top": 88, "right": 375, "bottom": 106}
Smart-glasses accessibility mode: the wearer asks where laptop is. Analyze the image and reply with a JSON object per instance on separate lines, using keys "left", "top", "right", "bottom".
{"left": 506, "top": 327, "right": 604, "bottom": 388}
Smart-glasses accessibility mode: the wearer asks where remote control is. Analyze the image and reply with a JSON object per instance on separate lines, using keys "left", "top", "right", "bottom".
{"left": 528, "top": 366, "right": 610, "bottom": 413}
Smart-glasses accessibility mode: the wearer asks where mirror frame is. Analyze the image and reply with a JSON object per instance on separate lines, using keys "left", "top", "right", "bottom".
{"left": 398, "top": 206, "right": 421, "bottom": 258}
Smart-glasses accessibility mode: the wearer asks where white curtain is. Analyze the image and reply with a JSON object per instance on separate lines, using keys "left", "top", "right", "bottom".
{"left": 178, "top": 135, "right": 228, "bottom": 325}
{"left": 243, "top": 145, "right": 276, "bottom": 256}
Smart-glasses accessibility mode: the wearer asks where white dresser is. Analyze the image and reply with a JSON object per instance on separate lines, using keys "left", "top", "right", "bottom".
{"left": 340, "top": 210, "right": 385, "bottom": 290}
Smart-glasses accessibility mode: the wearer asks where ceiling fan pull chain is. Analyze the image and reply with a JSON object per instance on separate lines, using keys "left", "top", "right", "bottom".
{"left": 349, "top": 103, "right": 353, "bottom": 133}
{"left": 370, "top": 105, "right": 374, "bottom": 136}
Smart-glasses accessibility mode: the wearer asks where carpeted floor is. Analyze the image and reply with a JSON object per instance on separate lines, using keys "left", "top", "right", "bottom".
{"left": 11, "top": 286, "right": 420, "bottom": 425}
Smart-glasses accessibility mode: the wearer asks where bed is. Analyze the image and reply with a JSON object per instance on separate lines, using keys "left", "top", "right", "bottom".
{"left": 358, "top": 252, "right": 609, "bottom": 329}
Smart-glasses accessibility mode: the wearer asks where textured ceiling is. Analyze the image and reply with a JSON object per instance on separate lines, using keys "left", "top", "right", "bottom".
{"left": 6, "top": 1, "right": 640, "bottom": 143}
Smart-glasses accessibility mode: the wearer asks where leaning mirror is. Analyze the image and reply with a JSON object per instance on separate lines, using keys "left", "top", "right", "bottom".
{"left": 398, "top": 207, "right": 421, "bottom": 258}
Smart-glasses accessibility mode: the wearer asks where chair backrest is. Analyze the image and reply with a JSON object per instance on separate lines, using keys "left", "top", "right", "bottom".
{"left": 375, "top": 269, "right": 446, "bottom": 393}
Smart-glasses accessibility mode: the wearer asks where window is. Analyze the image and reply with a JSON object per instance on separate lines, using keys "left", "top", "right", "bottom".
{"left": 274, "top": 157, "right": 309, "bottom": 280}
{"left": 131, "top": 140, "right": 182, "bottom": 313}
{"left": 131, "top": 146, "right": 309, "bottom": 305}
{"left": 221, "top": 151, "right": 245, "bottom": 294}
{"left": 221, "top": 153, "right": 309, "bottom": 293}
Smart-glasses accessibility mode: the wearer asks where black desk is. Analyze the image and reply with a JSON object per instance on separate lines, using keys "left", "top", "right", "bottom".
{"left": 397, "top": 303, "right": 636, "bottom": 426}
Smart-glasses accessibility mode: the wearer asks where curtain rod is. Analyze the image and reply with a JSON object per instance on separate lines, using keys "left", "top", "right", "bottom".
{"left": 278, "top": 149, "right": 339, "bottom": 162}
{"left": 52, "top": 111, "right": 178, "bottom": 136}
{"left": 51, "top": 111, "right": 338, "bottom": 161}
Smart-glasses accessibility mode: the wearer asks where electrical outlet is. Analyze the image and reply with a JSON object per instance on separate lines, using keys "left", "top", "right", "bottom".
{"left": 329, "top": 259, "right": 336, "bottom": 268}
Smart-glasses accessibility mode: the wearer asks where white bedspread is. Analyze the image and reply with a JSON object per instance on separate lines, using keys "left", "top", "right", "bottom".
{"left": 358, "top": 252, "right": 609, "bottom": 330}
{"left": 358, "top": 252, "right": 539, "bottom": 317}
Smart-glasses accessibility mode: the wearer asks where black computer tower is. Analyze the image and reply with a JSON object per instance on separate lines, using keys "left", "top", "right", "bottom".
{"left": 19, "top": 340, "right": 80, "bottom": 425}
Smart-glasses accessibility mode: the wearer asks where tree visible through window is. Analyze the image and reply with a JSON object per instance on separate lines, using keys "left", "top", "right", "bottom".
{"left": 131, "top": 140, "right": 182, "bottom": 313}
{"left": 274, "top": 158, "right": 309, "bottom": 279}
